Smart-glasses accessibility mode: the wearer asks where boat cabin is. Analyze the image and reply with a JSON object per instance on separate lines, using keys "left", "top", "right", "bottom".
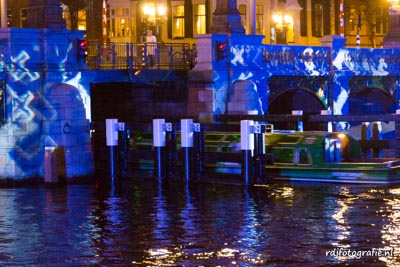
{"left": 265, "top": 131, "right": 361, "bottom": 166}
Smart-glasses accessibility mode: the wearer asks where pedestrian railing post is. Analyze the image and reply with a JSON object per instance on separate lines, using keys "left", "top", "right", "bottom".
{"left": 127, "top": 43, "right": 132, "bottom": 70}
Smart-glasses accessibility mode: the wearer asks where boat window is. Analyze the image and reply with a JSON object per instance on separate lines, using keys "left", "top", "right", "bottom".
{"left": 298, "top": 148, "right": 311, "bottom": 164}
{"left": 325, "top": 138, "right": 341, "bottom": 162}
{"left": 273, "top": 148, "right": 294, "bottom": 164}
{"left": 277, "top": 135, "right": 302, "bottom": 144}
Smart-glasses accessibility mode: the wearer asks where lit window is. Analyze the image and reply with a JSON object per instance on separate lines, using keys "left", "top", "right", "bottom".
{"left": 256, "top": 5, "right": 263, "bottom": 35}
{"left": 173, "top": 5, "right": 185, "bottom": 38}
{"left": 347, "top": 7, "right": 358, "bottom": 35}
{"left": 312, "top": 2, "right": 323, "bottom": 37}
{"left": 239, "top": 5, "right": 246, "bottom": 31}
{"left": 78, "top": 9, "right": 86, "bottom": 31}
{"left": 20, "top": 8, "right": 27, "bottom": 28}
{"left": 108, "top": 7, "right": 132, "bottom": 38}
{"left": 194, "top": 4, "right": 206, "bottom": 34}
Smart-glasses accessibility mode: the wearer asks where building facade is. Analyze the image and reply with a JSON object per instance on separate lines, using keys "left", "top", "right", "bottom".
{"left": 105, "top": 0, "right": 393, "bottom": 47}
{"left": 3, "top": 0, "right": 395, "bottom": 47}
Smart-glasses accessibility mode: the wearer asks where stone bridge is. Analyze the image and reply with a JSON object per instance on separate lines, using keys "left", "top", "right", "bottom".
{"left": 188, "top": 34, "right": 400, "bottom": 131}
{"left": 1, "top": 27, "right": 400, "bottom": 181}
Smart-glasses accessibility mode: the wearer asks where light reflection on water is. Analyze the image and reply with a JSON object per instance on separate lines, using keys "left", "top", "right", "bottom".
{"left": 0, "top": 179, "right": 400, "bottom": 266}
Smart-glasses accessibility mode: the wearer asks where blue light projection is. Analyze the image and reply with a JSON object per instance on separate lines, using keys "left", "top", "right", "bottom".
{"left": 9, "top": 51, "right": 40, "bottom": 82}
{"left": 212, "top": 35, "right": 400, "bottom": 120}
{"left": 0, "top": 29, "right": 93, "bottom": 179}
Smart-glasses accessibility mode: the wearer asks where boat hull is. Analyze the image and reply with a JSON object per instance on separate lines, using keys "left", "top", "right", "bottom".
{"left": 263, "top": 164, "right": 400, "bottom": 184}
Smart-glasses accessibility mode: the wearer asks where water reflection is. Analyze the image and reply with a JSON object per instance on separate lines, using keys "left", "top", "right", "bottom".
{"left": 381, "top": 188, "right": 400, "bottom": 265}
{"left": 0, "top": 180, "right": 400, "bottom": 266}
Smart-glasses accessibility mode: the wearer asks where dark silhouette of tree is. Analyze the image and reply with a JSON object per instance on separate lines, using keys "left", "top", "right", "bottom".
{"left": 85, "top": 0, "right": 104, "bottom": 41}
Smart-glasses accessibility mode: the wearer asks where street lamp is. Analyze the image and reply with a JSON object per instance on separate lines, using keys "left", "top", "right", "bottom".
{"left": 272, "top": 11, "right": 293, "bottom": 44}
{"left": 142, "top": 1, "right": 167, "bottom": 38}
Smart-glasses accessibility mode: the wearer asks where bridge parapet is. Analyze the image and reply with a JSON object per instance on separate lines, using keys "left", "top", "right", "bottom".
{"left": 84, "top": 39, "right": 400, "bottom": 78}
{"left": 260, "top": 44, "right": 400, "bottom": 77}
{"left": 261, "top": 45, "right": 331, "bottom": 76}
{"left": 332, "top": 47, "right": 400, "bottom": 76}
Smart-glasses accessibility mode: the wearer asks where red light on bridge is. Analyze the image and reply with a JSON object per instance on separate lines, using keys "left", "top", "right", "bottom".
{"left": 216, "top": 41, "right": 227, "bottom": 61}
{"left": 77, "top": 39, "right": 88, "bottom": 60}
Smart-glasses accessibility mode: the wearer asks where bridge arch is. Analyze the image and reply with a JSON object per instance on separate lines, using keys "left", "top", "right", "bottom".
{"left": 268, "top": 87, "right": 327, "bottom": 130}
{"left": 268, "top": 87, "right": 327, "bottom": 114}
{"left": 349, "top": 87, "right": 397, "bottom": 115}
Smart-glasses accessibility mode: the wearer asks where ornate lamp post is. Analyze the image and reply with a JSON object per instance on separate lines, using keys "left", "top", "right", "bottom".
{"left": 141, "top": 0, "right": 167, "bottom": 40}
{"left": 272, "top": 11, "right": 293, "bottom": 44}
{"left": 271, "top": 0, "right": 300, "bottom": 44}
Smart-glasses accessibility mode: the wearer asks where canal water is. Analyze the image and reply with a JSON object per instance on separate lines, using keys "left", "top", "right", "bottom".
{"left": 0, "top": 178, "right": 399, "bottom": 266}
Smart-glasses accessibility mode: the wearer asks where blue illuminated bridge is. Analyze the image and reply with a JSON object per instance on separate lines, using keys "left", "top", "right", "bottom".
{"left": 87, "top": 36, "right": 400, "bottom": 129}
{"left": 1, "top": 28, "right": 400, "bottom": 182}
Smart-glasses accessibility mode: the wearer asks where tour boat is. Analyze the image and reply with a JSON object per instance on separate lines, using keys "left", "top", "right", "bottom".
{"left": 262, "top": 131, "right": 400, "bottom": 184}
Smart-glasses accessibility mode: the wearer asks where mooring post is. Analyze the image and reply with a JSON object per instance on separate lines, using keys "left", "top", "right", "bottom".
{"left": 253, "top": 123, "right": 265, "bottom": 183}
{"left": 153, "top": 119, "right": 167, "bottom": 180}
{"left": 361, "top": 122, "right": 371, "bottom": 158}
{"left": 372, "top": 121, "right": 383, "bottom": 158}
{"left": 193, "top": 122, "right": 204, "bottom": 178}
{"left": 106, "top": 118, "right": 119, "bottom": 179}
{"left": 241, "top": 120, "right": 255, "bottom": 186}
{"left": 181, "top": 119, "right": 194, "bottom": 182}
{"left": 117, "top": 122, "right": 128, "bottom": 176}
{"left": 165, "top": 123, "right": 176, "bottom": 178}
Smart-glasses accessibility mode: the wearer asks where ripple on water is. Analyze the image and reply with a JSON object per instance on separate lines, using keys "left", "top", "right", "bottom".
{"left": 0, "top": 181, "right": 399, "bottom": 266}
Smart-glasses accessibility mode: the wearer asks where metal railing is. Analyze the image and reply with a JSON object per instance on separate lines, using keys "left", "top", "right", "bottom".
{"left": 86, "top": 42, "right": 197, "bottom": 70}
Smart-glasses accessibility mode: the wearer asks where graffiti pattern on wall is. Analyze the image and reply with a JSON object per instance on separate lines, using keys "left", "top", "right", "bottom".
{"left": 213, "top": 40, "right": 399, "bottom": 118}
{"left": 0, "top": 36, "right": 93, "bottom": 178}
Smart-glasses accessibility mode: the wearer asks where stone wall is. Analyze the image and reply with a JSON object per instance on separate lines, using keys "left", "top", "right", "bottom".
{"left": 0, "top": 28, "right": 93, "bottom": 181}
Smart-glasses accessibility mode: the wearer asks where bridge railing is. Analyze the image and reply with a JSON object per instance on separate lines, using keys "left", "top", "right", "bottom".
{"left": 262, "top": 44, "right": 332, "bottom": 75}
{"left": 86, "top": 42, "right": 197, "bottom": 70}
